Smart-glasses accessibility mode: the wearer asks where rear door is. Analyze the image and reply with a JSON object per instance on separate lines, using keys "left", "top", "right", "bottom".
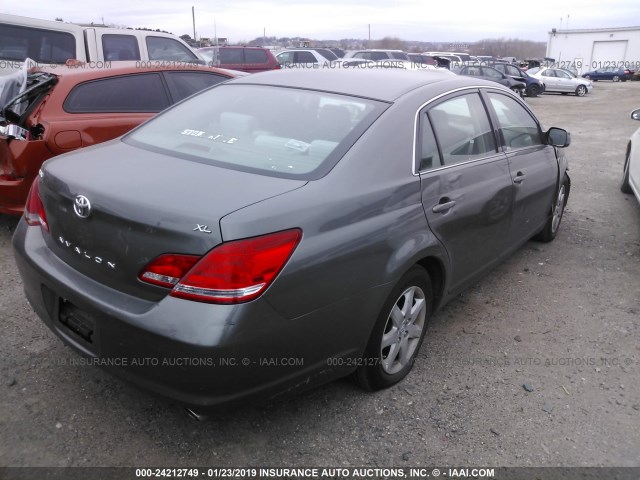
{"left": 485, "top": 91, "right": 558, "bottom": 245}
{"left": 417, "top": 91, "right": 514, "bottom": 293}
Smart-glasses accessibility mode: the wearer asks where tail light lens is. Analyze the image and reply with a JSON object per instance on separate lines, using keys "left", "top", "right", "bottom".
{"left": 140, "top": 229, "right": 302, "bottom": 304}
{"left": 24, "top": 176, "right": 49, "bottom": 232}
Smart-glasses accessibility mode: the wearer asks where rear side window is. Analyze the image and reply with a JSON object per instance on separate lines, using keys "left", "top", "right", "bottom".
{"left": 487, "top": 92, "right": 542, "bottom": 150}
{"left": 418, "top": 115, "right": 440, "bottom": 171}
{"left": 219, "top": 48, "right": 244, "bottom": 64}
{"left": 64, "top": 73, "right": 170, "bottom": 113}
{"left": 315, "top": 49, "right": 338, "bottom": 61}
{"left": 102, "top": 34, "right": 140, "bottom": 61}
{"left": 428, "top": 93, "right": 496, "bottom": 166}
{"left": 146, "top": 37, "right": 197, "bottom": 61}
{"left": 244, "top": 49, "right": 267, "bottom": 63}
{"left": 163, "top": 71, "right": 229, "bottom": 102}
{"left": 482, "top": 67, "right": 503, "bottom": 79}
{"left": 0, "top": 25, "right": 75, "bottom": 63}
{"left": 390, "top": 52, "right": 408, "bottom": 60}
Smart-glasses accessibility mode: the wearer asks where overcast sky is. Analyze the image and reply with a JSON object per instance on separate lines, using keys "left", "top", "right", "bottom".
{"left": 3, "top": 0, "right": 639, "bottom": 43}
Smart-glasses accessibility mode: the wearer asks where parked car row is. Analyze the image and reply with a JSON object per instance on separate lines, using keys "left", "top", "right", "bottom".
{"left": 582, "top": 66, "right": 636, "bottom": 82}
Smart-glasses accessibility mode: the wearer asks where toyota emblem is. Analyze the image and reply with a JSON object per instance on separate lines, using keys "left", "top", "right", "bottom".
{"left": 73, "top": 195, "right": 91, "bottom": 218}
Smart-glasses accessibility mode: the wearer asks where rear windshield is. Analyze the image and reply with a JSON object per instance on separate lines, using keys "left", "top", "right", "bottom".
{"left": 125, "top": 84, "right": 387, "bottom": 180}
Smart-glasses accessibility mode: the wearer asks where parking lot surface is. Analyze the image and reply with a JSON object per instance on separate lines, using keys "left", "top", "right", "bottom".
{"left": 1, "top": 81, "right": 639, "bottom": 468}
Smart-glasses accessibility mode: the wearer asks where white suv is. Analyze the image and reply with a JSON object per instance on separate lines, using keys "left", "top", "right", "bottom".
{"left": 274, "top": 48, "right": 340, "bottom": 68}
{"left": 344, "top": 49, "right": 410, "bottom": 61}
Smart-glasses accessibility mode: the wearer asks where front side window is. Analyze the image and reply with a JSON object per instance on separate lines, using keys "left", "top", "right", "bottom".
{"left": 315, "top": 49, "right": 338, "bottom": 60}
{"left": 64, "top": 73, "right": 170, "bottom": 113}
{"left": 102, "top": 34, "right": 140, "bottom": 61}
{"left": 487, "top": 92, "right": 541, "bottom": 150}
{"left": 505, "top": 65, "right": 521, "bottom": 76}
{"left": 146, "top": 37, "right": 197, "bottom": 61}
{"left": 427, "top": 93, "right": 496, "bottom": 166}
{"left": 125, "top": 84, "right": 387, "bottom": 179}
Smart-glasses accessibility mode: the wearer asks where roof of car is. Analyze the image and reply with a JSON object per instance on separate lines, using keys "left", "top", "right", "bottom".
{"left": 228, "top": 68, "right": 490, "bottom": 102}
{"left": 33, "top": 61, "right": 235, "bottom": 80}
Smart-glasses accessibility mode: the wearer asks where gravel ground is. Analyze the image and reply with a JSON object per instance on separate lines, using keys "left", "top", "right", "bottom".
{"left": 1, "top": 81, "right": 639, "bottom": 470}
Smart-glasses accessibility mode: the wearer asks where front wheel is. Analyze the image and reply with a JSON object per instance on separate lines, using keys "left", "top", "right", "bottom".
{"left": 535, "top": 174, "right": 570, "bottom": 242}
{"left": 613, "top": 75, "right": 620, "bottom": 82}
{"left": 621, "top": 151, "right": 632, "bottom": 193}
{"left": 355, "top": 266, "right": 433, "bottom": 391}
{"left": 527, "top": 84, "right": 540, "bottom": 97}
{"left": 575, "top": 85, "right": 587, "bottom": 96}
{"left": 584, "top": 75, "right": 591, "bottom": 80}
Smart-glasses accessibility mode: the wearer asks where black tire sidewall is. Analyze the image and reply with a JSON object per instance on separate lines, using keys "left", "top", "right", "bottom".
{"left": 356, "top": 266, "right": 433, "bottom": 390}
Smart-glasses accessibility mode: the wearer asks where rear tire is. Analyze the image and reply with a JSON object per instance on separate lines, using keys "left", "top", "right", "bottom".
{"left": 355, "top": 266, "right": 432, "bottom": 391}
{"left": 621, "top": 151, "right": 632, "bottom": 193}
{"left": 535, "top": 173, "right": 569, "bottom": 242}
{"left": 613, "top": 75, "right": 620, "bottom": 82}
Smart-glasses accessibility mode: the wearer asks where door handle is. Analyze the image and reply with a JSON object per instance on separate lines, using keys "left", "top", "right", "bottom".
{"left": 513, "top": 172, "right": 525, "bottom": 184}
{"left": 432, "top": 200, "right": 457, "bottom": 213}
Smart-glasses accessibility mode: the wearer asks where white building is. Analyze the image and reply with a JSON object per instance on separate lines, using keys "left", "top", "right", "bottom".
{"left": 546, "top": 26, "right": 640, "bottom": 74}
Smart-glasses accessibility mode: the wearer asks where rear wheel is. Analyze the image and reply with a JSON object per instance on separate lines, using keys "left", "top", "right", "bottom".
{"left": 621, "top": 151, "right": 632, "bottom": 193}
{"left": 355, "top": 266, "right": 432, "bottom": 391}
{"left": 613, "top": 75, "right": 620, "bottom": 82}
{"left": 535, "top": 173, "right": 569, "bottom": 242}
{"left": 575, "top": 85, "right": 587, "bottom": 96}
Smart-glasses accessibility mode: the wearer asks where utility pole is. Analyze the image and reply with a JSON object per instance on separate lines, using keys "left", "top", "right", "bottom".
{"left": 192, "top": 6, "right": 196, "bottom": 42}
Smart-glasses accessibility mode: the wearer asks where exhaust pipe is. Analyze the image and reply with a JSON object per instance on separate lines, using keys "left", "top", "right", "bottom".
{"left": 185, "top": 408, "right": 208, "bottom": 421}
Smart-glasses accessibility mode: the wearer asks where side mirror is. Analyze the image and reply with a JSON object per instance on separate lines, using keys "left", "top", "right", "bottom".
{"left": 631, "top": 109, "right": 640, "bottom": 121}
{"left": 546, "top": 127, "right": 571, "bottom": 148}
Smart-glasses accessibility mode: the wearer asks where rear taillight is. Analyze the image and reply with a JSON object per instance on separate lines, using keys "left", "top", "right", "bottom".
{"left": 273, "top": 64, "right": 281, "bottom": 70}
{"left": 140, "top": 229, "right": 302, "bottom": 304}
{"left": 24, "top": 176, "right": 49, "bottom": 232}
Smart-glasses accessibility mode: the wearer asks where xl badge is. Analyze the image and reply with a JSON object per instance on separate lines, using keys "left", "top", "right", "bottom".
{"left": 73, "top": 195, "right": 91, "bottom": 218}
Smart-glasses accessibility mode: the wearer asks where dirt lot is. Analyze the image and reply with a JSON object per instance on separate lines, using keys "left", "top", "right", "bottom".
{"left": 1, "top": 81, "right": 639, "bottom": 471}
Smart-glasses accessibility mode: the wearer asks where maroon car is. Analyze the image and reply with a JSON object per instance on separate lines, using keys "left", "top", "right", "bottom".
{"left": 0, "top": 62, "right": 237, "bottom": 214}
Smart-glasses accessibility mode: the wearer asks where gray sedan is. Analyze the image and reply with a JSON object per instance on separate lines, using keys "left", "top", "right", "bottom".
{"left": 12, "top": 69, "right": 571, "bottom": 411}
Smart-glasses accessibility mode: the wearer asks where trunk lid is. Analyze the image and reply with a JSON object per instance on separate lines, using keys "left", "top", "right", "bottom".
{"left": 39, "top": 140, "right": 307, "bottom": 301}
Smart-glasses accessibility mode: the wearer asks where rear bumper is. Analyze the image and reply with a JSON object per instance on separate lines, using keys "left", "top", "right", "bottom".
{"left": 12, "top": 220, "right": 381, "bottom": 409}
